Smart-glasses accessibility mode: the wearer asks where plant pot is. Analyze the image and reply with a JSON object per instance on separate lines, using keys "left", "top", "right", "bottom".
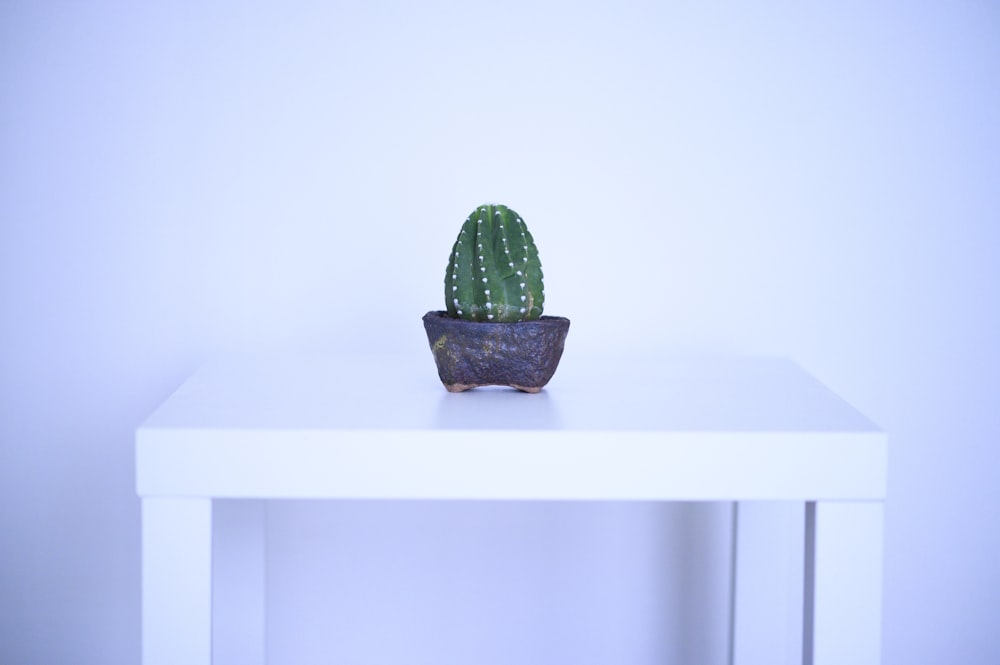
{"left": 422, "top": 311, "right": 570, "bottom": 393}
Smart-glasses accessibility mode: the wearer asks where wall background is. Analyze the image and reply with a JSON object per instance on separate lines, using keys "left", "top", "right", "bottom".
{"left": 2, "top": 1, "right": 998, "bottom": 663}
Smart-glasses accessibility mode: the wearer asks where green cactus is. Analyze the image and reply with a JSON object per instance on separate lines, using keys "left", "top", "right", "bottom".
{"left": 445, "top": 204, "right": 544, "bottom": 322}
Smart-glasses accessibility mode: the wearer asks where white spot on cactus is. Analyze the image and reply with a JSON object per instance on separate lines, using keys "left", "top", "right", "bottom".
{"left": 520, "top": 283, "right": 526, "bottom": 289}
{"left": 484, "top": 289, "right": 490, "bottom": 296}
{"left": 482, "top": 277, "right": 487, "bottom": 283}
{"left": 453, "top": 286, "right": 457, "bottom": 291}
{"left": 520, "top": 307, "right": 526, "bottom": 313}
{"left": 485, "top": 302, "right": 492, "bottom": 310}
{"left": 523, "top": 257, "right": 528, "bottom": 262}
{"left": 487, "top": 314, "right": 494, "bottom": 320}
{"left": 478, "top": 256, "right": 483, "bottom": 261}
{"left": 480, "top": 266, "right": 486, "bottom": 272}
{"left": 523, "top": 246, "right": 528, "bottom": 251}
{"left": 521, "top": 295, "right": 526, "bottom": 302}
{"left": 453, "top": 298, "right": 459, "bottom": 306}
{"left": 516, "top": 270, "right": 523, "bottom": 276}
{"left": 478, "top": 244, "right": 482, "bottom": 250}
{"left": 494, "top": 211, "right": 501, "bottom": 216}
{"left": 508, "top": 262, "right": 514, "bottom": 268}
{"left": 457, "top": 310, "right": 463, "bottom": 315}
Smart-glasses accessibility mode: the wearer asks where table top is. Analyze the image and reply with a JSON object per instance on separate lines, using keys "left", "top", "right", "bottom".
{"left": 136, "top": 353, "right": 886, "bottom": 501}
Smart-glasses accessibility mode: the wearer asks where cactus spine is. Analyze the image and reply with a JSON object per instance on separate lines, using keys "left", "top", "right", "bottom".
{"left": 445, "top": 204, "right": 544, "bottom": 322}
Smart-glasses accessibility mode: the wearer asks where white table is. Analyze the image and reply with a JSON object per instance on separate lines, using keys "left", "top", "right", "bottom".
{"left": 136, "top": 353, "right": 886, "bottom": 665}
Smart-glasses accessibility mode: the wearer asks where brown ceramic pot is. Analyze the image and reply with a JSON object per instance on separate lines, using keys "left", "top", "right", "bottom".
{"left": 422, "top": 311, "right": 570, "bottom": 393}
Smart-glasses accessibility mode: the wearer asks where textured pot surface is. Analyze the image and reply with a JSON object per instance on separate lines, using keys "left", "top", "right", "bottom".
{"left": 422, "top": 311, "right": 570, "bottom": 392}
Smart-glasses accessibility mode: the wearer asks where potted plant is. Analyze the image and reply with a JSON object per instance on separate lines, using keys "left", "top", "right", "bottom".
{"left": 423, "top": 203, "right": 570, "bottom": 392}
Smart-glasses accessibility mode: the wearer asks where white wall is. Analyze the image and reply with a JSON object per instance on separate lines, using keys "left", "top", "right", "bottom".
{"left": 2, "top": 1, "right": 998, "bottom": 663}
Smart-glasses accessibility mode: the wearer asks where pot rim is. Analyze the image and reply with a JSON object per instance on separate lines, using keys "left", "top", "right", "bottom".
{"left": 423, "top": 310, "right": 570, "bottom": 326}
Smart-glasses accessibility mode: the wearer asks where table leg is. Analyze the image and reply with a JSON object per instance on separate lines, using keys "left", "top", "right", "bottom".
{"left": 142, "top": 497, "right": 213, "bottom": 665}
{"left": 804, "top": 501, "right": 884, "bottom": 665}
{"left": 731, "top": 502, "right": 805, "bottom": 665}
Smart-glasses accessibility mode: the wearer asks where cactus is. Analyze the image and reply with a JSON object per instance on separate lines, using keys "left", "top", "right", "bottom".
{"left": 444, "top": 204, "right": 544, "bottom": 322}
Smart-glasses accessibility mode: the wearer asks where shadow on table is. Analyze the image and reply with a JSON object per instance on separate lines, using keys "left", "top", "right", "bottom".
{"left": 432, "top": 387, "right": 565, "bottom": 430}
